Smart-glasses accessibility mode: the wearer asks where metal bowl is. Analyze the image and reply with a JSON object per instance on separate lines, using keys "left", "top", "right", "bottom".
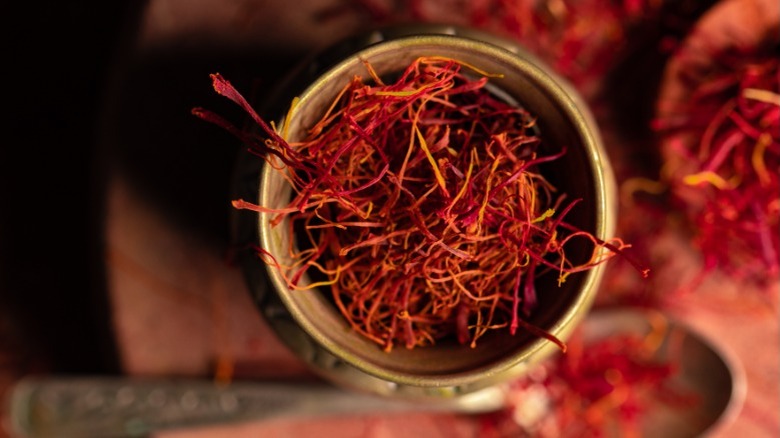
{"left": 242, "top": 24, "right": 616, "bottom": 401}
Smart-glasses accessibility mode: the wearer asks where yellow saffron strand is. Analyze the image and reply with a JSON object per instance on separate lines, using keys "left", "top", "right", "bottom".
{"left": 360, "top": 57, "right": 385, "bottom": 86}
{"left": 291, "top": 267, "right": 341, "bottom": 291}
{"left": 532, "top": 208, "right": 555, "bottom": 224}
{"left": 743, "top": 88, "right": 780, "bottom": 106}
{"left": 477, "top": 158, "right": 503, "bottom": 232}
{"left": 421, "top": 56, "right": 505, "bottom": 78}
{"left": 414, "top": 124, "right": 450, "bottom": 197}
{"left": 447, "top": 148, "right": 476, "bottom": 214}
{"left": 375, "top": 84, "right": 435, "bottom": 97}
{"left": 752, "top": 133, "right": 773, "bottom": 186}
{"left": 682, "top": 171, "right": 732, "bottom": 190}
{"left": 620, "top": 177, "right": 667, "bottom": 206}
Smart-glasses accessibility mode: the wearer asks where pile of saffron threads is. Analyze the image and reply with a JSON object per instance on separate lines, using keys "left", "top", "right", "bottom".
{"left": 491, "top": 324, "right": 697, "bottom": 437}
{"left": 653, "top": 55, "right": 780, "bottom": 285}
{"left": 194, "top": 56, "right": 632, "bottom": 351}
{"left": 348, "top": 0, "right": 661, "bottom": 95}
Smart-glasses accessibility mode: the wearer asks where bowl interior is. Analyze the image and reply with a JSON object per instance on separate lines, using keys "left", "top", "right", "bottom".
{"left": 259, "top": 33, "right": 613, "bottom": 387}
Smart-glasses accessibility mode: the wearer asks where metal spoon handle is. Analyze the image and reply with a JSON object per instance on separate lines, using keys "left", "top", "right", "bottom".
{"left": 5, "top": 377, "right": 505, "bottom": 437}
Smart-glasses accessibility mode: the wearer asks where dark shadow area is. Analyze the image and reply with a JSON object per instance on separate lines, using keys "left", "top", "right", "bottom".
{"left": 1, "top": 1, "right": 142, "bottom": 377}
{"left": 99, "top": 45, "right": 305, "bottom": 248}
